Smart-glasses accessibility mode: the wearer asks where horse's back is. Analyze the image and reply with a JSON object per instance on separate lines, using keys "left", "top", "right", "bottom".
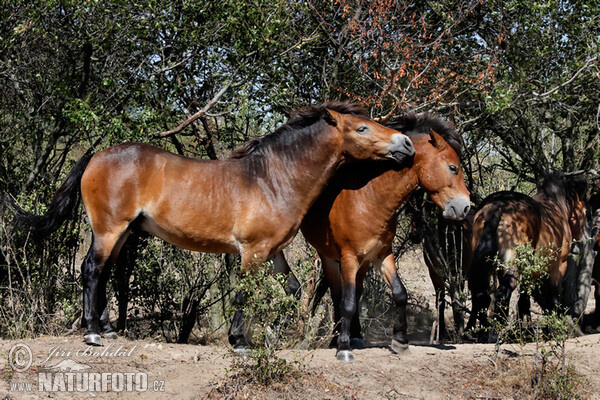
{"left": 473, "top": 191, "right": 541, "bottom": 260}
{"left": 81, "top": 142, "right": 242, "bottom": 252}
{"left": 469, "top": 191, "right": 541, "bottom": 292}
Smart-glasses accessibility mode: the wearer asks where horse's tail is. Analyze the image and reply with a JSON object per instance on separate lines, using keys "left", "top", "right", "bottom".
{"left": 468, "top": 215, "right": 499, "bottom": 294}
{"left": 467, "top": 211, "right": 501, "bottom": 329}
{"left": 6, "top": 153, "right": 93, "bottom": 237}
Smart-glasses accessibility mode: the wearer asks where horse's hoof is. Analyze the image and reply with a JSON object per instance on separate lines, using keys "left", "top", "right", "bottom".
{"left": 336, "top": 349, "right": 354, "bottom": 362}
{"left": 84, "top": 333, "right": 103, "bottom": 346}
{"left": 390, "top": 339, "right": 409, "bottom": 354}
{"left": 350, "top": 337, "right": 365, "bottom": 349}
{"left": 233, "top": 346, "right": 250, "bottom": 358}
{"left": 102, "top": 332, "right": 118, "bottom": 340}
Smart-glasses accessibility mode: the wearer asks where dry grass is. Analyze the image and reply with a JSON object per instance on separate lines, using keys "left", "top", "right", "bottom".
{"left": 472, "top": 356, "right": 591, "bottom": 400}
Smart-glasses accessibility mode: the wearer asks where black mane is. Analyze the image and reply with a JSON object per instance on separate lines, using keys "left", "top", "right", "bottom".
{"left": 538, "top": 171, "right": 587, "bottom": 208}
{"left": 230, "top": 101, "right": 368, "bottom": 159}
{"left": 385, "top": 113, "right": 463, "bottom": 157}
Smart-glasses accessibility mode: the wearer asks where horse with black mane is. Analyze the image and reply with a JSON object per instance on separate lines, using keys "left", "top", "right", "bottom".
{"left": 10, "top": 102, "right": 415, "bottom": 349}
{"left": 467, "top": 172, "right": 588, "bottom": 340}
{"left": 292, "top": 113, "right": 470, "bottom": 361}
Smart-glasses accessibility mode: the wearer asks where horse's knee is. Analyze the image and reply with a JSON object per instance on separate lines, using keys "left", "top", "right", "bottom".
{"left": 390, "top": 275, "right": 407, "bottom": 306}
{"left": 341, "top": 294, "right": 357, "bottom": 317}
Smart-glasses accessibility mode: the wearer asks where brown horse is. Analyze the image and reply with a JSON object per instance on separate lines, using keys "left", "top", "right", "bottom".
{"left": 467, "top": 172, "right": 588, "bottom": 341}
{"left": 297, "top": 113, "right": 470, "bottom": 361}
{"left": 12, "top": 102, "right": 415, "bottom": 348}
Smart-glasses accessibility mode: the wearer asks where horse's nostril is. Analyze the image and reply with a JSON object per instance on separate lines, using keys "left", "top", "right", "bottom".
{"left": 464, "top": 205, "right": 470, "bottom": 214}
{"left": 404, "top": 139, "right": 413, "bottom": 150}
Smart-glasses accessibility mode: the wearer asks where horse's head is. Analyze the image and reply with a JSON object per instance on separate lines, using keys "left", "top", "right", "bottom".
{"left": 414, "top": 130, "right": 470, "bottom": 220}
{"left": 322, "top": 105, "right": 414, "bottom": 164}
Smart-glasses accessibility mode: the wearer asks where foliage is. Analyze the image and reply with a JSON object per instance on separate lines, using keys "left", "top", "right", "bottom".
{"left": 485, "top": 243, "right": 586, "bottom": 399}
{"left": 228, "top": 263, "right": 302, "bottom": 385}
{"left": 532, "top": 311, "right": 587, "bottom": 399}
{"left": 494, "top": 241, "right": 555, "bottom": 296}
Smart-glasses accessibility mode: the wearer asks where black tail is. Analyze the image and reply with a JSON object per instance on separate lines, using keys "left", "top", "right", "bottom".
{"left": 466, "top": 212, "right": 501, "bottom": 331}
{"left": 6, "top": 154, "right": 93, "bottom": 237}
{"left": 468, "top": 214, "right": 500, "bottom": 295}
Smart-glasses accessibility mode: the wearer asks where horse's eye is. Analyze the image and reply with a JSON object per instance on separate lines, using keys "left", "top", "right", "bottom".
{"left": 448, "top": 165, "right": 459, "bottom": 174}
{"left": 356, "top": 126, "right": 369, "bottom": 134}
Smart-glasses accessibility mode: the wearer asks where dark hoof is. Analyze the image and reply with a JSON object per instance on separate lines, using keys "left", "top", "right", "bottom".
{"left": 102, "top": 331, "right": 118, "bottom": 340}
{"left": 350, "top": 337, "right": 365, "bottom": 350}
{"left": 336, "top": 349, "right": 354, "bottom": 362}
{"left": 391, "top": 339, "right": 409, "bottom": 354}
{"left": 84, "top": 333, "right": 103, "bottom": 346}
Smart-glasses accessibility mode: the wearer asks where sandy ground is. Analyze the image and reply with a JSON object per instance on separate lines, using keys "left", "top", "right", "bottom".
{"left": 2, "top": 333, "right": 600, "bottom": 399}
{"left": 2, "top": 250, "right": 600, "bottom": 399}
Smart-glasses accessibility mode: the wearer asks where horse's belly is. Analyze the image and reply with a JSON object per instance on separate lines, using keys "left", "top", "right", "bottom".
{"left": 140, "top": 214, "right": 238, "bottom": 254}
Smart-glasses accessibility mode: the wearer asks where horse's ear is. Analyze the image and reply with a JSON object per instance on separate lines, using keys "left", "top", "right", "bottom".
{"left": 429, "top": 129, "right": 448, "bottom": 152}
{"left": 428, "top": 129, "right": 438, "bottom": 147}
{"left": 322, "top": 109, "right": 337, "bottom": 126}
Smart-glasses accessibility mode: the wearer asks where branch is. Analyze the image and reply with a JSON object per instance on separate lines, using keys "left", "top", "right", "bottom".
{"left": 158, "top": 80, "right": 233, "bottom": 137}
{"left": 530, "top": 55, "right": 598, "bottom": 100}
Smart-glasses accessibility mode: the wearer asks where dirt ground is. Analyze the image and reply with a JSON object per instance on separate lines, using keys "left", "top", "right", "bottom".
{"left": 2, "top": 251, "right": 600, "bottom": 399}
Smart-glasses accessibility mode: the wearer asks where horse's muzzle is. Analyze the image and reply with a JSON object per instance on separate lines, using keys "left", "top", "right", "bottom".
{"left": 387, "top": 134, "right": 415, "bottom": 163}
{"left": 443, "top": 195, "right": 471, "bottom": 220}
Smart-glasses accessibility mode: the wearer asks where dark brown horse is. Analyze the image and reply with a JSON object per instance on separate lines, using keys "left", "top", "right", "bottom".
{"left": 12, "top": 102, "right": 415, "bottom": 348}
{"left": 467, "top": 172, "right": 588, "bottom": 340}
{"left": 409, "top": 198, "right": 474, "bottom": 342}
{"left": 297, "top": 113, "right": 470, "bottom": 361}
{"left": 587, "top": 232, "right": 600, "bottom": 328}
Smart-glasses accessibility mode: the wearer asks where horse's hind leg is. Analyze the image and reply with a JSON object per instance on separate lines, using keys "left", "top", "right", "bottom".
{"left": 82, "top": 241, "right": 110, "bottom": 346}
{"left": 490, "top": 272, "right": 517, "bottom": 342}
{"left": 376, "top": 254, "right": 409, "bottom": 352}
{"left": 82, "top": 230, "right": 127, "bottom": 346}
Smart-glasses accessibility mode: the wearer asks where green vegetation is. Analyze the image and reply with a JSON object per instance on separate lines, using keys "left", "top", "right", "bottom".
{"left": 484, "top": 243, "right": 588, "bottom": 399}
{"left": 228, "top": 264, "right": 302, "bottom": 385}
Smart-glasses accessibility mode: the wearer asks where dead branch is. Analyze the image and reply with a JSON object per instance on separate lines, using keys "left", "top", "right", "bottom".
{"left": 158, "top": 80, "right": 233, "bottom": 137}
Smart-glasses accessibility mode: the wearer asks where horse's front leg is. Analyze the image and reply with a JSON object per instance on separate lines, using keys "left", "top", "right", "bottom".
{"left": 375, "top": 253, "right": 409, "bottom": 352}
{"left": 228, "top": 290, "right": 250, "bottom": 351}
{"left": 320, "top": 254, "right": 343, "bottom": 348}
{"left": 270, "top": 251, "right": 301, "bottom": 300}
{"left": 228, "top": 249, "right": 272, "bottom": 353}
{"left": 336, "top": 252, "right": 360, "bottom": 362}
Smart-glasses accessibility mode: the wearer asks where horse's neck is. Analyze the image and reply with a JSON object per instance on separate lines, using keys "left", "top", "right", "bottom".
{"left": 533, "top": 192, "right": 572, "bottom": 241}
{"left": 534, "top": 192, "right": 569, "bottom": 219}
{"left": 262, "top": 130, "right": 344, "bottom": 213}
{"left": 368, "top": 165, "right": 419, "bottom": 218}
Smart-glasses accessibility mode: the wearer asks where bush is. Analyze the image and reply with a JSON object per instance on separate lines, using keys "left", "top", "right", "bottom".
{"left": 228, "top": 263, "right": 302, "bottom": 385}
